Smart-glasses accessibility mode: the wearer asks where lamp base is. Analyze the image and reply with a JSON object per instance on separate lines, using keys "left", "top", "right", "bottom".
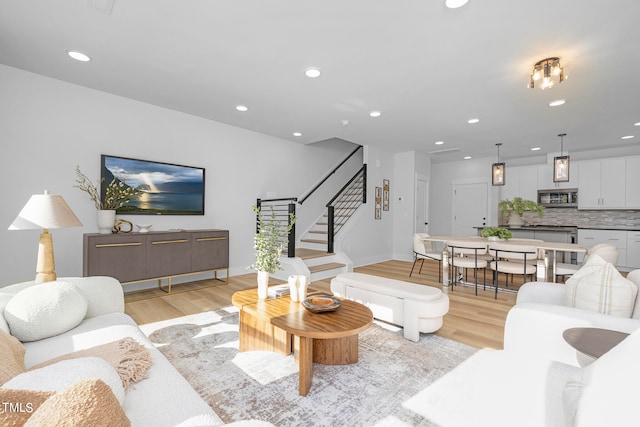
{"left": 35, "top": 230, "right": 56, "bottom": 283}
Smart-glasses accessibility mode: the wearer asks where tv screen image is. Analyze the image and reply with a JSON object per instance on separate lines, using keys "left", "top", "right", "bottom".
{"left": 101, "top": 155, "right": 205, "bottom": 215}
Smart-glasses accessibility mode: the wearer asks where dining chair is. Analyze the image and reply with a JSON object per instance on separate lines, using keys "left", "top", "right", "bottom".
{"left": 447, "top": 239, "right": 489, "bottom": 295}
{"left": 488, "top": 242, "right": 538, "bottom": 299}
{"left": 410, "top": 233, "right": 443, "bottom": 281}
{"left": 555, "top": 243, "right": 619, "bottom": 282}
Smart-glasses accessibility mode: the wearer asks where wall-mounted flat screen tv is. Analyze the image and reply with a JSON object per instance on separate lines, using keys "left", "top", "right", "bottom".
{"left": 101, "top": 154, "right": 205, "bottom": 215}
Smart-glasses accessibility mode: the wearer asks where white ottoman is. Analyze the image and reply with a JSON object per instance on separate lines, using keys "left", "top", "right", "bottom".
{"left": 330, "top": 272, "right": 449, "bottom": 342}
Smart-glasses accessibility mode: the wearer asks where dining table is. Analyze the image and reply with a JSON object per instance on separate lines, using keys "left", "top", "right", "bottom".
{"left": 420, "top": 235, "right": 587, "bottom": 284}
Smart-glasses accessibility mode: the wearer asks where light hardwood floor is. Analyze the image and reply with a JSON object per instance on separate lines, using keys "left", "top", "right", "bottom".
{"left": 125, "top": 260, "right": 519, "bottom": 350}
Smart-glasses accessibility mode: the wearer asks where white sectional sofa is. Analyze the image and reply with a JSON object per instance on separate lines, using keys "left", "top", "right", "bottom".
{"left": 405, "top": 268, "right": 640, "bottom": 426}
{"left": 0, "top": 276, "right": 270, "bottom": 427}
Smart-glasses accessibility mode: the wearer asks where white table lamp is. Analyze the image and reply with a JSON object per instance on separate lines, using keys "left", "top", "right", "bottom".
{"left": 9, "top": 190, "right": 82, "bottom": 283}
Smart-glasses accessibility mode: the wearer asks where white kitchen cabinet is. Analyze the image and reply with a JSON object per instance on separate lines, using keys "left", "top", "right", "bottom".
{"left": 519, "top": 165, "right": 538, "bottom": 201}
{"left": 537, "top": 162, "right": 578, "bottom": 190}
{"left": 501, "top": 165, "right": 537, "bottom": 202}
{"left": 625, "top": 157, "right": 640, "bottom": 208}
{"left": 578, "top": 229, "right": 627, "bottom": 267}
{"left": 578, "top": 159, "right": 626, "bottom": 209}
{"left": 627, "top": 231, "right": 640, "bottom": 269}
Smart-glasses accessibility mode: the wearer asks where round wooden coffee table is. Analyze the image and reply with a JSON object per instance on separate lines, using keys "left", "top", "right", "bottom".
{"left": 232, "top": 288, "right": 372, "bottom": 396}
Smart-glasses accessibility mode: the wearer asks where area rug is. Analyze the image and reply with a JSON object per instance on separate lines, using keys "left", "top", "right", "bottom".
{"left": 139, "top": 307, "right": 479, "bottom": 426}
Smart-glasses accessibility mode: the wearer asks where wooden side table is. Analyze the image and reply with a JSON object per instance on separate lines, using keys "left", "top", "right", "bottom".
{"left": 562, "top": 327, "right": 629, "bottom": 359}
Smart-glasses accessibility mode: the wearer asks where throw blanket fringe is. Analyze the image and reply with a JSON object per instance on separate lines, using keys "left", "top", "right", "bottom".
{"left": 32, "top": 338, "right": 152, "bottom": 389}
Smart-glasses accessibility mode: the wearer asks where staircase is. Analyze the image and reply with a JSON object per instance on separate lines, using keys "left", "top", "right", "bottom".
{"left": 258, "top": 145, "right": 366, "bottom": 283}
{"left": 292, "top": 174, "right": 365, "bottom": 281}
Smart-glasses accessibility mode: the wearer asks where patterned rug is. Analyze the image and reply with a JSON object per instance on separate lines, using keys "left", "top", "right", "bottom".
{"left": 139, "top": 307, "right": 478, "bottom": 426}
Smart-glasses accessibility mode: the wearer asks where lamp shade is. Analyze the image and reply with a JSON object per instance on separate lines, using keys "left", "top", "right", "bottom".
{"left": 9, "top": 192, "right": 82, "bottom": 230}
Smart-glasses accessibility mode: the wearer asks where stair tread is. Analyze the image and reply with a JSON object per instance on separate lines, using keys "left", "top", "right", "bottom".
{"left": 309, "top": 262, "right": 346, "bottom": 273}
{"left": 301, "top": 238, "right": 328, "bottom": 244}
{"left": 294, "top": 248, "right": 335, "bottom": 259}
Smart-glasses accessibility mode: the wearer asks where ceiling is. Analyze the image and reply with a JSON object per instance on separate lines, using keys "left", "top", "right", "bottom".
{"left": 1, "top": 0, "right": 639, "bottom": 163}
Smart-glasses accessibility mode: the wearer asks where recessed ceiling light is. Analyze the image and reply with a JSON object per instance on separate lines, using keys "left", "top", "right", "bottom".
{"left": 435, "top": 141, "right": 444, "bottom": 145}
{"left": 549, "top": 99, "right": 566, "bottom": 107}
{"left": 293, "top": 132, "right": 302, "bottom": 137}
{"left": 464, "top": 156, "right": 472, "bottom": 160}
{"left": 621, "top": 135, "right": 635, "bottom": 140}
{"left": 235, "top": 105, "right": 248, "bottom": 112}
{"left": 66, "top": 50, "right": 91, "bottom": 62}
{"left": 467, "top": 118, "right": 480, "bottom": 124}
{"left": 305, "top": 68, "right": 321, "bottom": 78}
{"left": 369, "top": 111, "right": 382, "bottom": 118}
{"left": 445, "top": 0, "right": 470, "bottom": 8}
{"left": 531, "top": 147, "right": 541, "bottom": 151}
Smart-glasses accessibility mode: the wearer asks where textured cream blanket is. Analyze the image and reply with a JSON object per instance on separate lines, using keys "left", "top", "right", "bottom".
{"left": 31, "top": 338, "right": 152, "bottom": 390}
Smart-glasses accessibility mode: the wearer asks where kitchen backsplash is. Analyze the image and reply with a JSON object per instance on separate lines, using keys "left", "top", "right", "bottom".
{"left": 503, "top": 208, "right": 640, "bottom": 228}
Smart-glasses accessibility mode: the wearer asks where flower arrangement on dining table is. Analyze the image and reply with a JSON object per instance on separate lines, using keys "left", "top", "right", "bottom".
{"left": 74, "top": 166, "right": 143, "bottom": 210}
{"left": 480, "top": 227, "right": 513, "bottom": 240}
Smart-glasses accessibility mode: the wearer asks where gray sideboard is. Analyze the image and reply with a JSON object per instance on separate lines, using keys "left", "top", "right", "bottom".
{"left": 83, "top": 229, "right": 229, "bottom": 293}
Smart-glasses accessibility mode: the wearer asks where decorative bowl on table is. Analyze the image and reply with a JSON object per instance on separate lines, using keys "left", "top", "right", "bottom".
{"left": 301, "top": 295, "right": 342, "bottom": 313}
{"left": 136, "top": 224, "right": 152, "bottom": 233}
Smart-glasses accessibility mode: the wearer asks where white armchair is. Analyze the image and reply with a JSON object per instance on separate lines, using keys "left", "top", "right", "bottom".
{"left": 504, "top": 270, "right": 640, "bottom": 366}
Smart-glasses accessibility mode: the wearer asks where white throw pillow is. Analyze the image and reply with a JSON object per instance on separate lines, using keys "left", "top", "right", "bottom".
{"left": 0, "top": 292, "right": 13, "bottom": 334}
{"left": 565, "top": 255, "right": 638, "bottom": 318}
{"left": 3, "top": 357, "right": 125, "bottom": 405}
{"left": 4, "top": 281, "right": 88, "bottom": 342}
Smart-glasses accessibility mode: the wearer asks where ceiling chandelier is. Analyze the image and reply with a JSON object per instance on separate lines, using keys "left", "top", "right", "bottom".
{"left": 528, "top": 57, "right": 566, "bottom": 90}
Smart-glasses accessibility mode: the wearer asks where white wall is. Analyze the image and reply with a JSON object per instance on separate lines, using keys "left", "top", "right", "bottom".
{"left": 429, "top": 157, "right": 501, "bottom": 236}
{"left": 390, "top": 151, "right": 431, "bottom": 261}
{"left": 338, "top": 145, "right": 395, "bottom": 267}
{"left": 0, "top": 65, "right": 362, "bottom": 285}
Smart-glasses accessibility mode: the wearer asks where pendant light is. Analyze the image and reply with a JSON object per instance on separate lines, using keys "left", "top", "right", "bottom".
{"left": 553, "top": 133, "right": 570, "bottom": 182}
{"left": 492, "top": 143, "right": 505, "bottom": 186}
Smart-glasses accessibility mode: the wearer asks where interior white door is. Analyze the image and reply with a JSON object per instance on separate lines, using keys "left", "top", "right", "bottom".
{"left": 452, "top": 182, "right": 488, "bottom": 236}
{"left": 415, "top": 176, "right": 429, "bottom": 233}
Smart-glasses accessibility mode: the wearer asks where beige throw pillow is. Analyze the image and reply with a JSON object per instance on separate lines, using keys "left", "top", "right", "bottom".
{"left": 565, "top": 255, "right": 638, "bottom": 317}
{"left": 0, "top": 388, "right": 54, "bottom": 427}
{"left": 24, "top": 378, "right": 130, "bottom": 427}
{"left": 0, "top": 329, "right": 26, "bottom": 385}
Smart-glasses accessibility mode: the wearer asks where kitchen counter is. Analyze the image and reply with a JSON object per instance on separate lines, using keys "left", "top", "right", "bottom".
{"left": 577, "top": 226, "right": 640, "bottom": 232}
{"left": 473, "top": 225, "right": 577, "bottom": 232}
{"left": 475, "top": 225, "right": 640, "bottom": 232}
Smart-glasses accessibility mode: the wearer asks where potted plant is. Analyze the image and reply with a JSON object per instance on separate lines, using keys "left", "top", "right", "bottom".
{"left": 498, "top": 197, "right": 544, "bottom": 226}
{"left": 248, "top": 205, "right": 296, "bottom": 299}
{"left": 480, "top": 227, "right": 513, "bottom": 241}
{"left": 74, "top": 166, "right": 142, "bottom": 234}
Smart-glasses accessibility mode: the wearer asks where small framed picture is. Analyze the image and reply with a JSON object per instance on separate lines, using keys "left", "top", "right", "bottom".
{"left": 383, "top": 179, "right": 390, "bottom": 211}
{"left": 375, "top": 187, "right": 382, "bottom": 219}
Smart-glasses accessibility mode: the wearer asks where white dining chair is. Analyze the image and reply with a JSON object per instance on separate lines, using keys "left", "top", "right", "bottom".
{"left": 447, "top": 239, "right": 489, "bottom": 295}
{"left": 488, "top": 242, "right": 538, "bottom": 299}
{"left": 555, "top": 243, "right": 619, "bottom": 281}
{"left": 410, "top": 233, "right": 443, "bottom": 281}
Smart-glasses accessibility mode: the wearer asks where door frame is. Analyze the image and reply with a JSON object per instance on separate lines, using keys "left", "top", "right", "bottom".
{"left": 415, "top": 174, "right": 429, "bottom": 234}
{"left": 451, "top": 177, "right": 493, "bottom": 236}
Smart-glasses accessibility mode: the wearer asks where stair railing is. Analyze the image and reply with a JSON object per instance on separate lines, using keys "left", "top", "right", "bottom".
{"left": 255, "top": 198, "right": 297, "bottom": 258}
{"left": 298, "top": 145, "right": 363, "bottom": 205}
{"left": 326, "top": 164, "right": 367, "bottom": 253}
